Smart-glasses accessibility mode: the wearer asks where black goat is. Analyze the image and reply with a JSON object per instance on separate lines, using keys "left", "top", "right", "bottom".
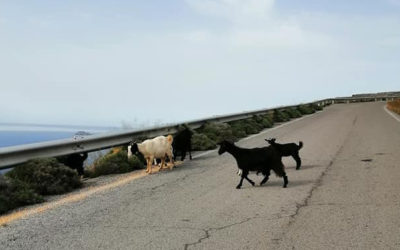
{"left": 218, "top": 141, "right": 288, "bottom": 189}
{"left": 265, "top": 138, "right": 303, "bottom": 170}
{"left": 172, "top": 127, "right": 193, "bottom": 161}
{"left": 57, "top": 152, "right": 88, "bottom": 176}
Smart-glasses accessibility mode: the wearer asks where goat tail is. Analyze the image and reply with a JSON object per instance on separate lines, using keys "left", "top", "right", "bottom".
{"left": 298, "top": 141, "right": 303, "bottom": 150}
{"left": 167, "top": 134, "right": 173, "bottom": 144}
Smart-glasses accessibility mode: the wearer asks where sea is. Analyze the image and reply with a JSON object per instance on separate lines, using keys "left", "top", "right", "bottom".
{"left": 0, "top": 123, "right": 117, "bottom": 174}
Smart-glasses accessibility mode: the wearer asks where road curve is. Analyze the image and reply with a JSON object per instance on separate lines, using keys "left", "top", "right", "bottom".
{"left": 1, "top": 102, "right": 400, "bottom": 250}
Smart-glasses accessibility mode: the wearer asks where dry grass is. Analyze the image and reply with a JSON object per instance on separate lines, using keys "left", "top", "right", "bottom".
{"left": 387, "top": 99, "right": 400, "bottom": 115}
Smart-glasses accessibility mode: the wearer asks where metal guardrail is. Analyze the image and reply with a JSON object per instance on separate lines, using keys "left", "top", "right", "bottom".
{"left": 0, "top": 96, "right": 398, "bottom": 169}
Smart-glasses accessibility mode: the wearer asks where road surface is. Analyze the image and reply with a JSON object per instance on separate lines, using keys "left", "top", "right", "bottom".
{"left": 1, "top": 102, "right": 400, "bottom": 249}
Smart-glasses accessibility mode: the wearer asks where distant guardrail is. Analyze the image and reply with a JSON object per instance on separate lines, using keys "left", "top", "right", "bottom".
{"left": 1, "top": 95, "right": 398, "bottom": 169}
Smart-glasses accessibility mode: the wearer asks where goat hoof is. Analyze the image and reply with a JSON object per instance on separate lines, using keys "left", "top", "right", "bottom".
{"left": 236, "top": 185, "right": 241, "bottom": 189}
{"left": 251, "top": 182, "right": 255, "bottom": 186}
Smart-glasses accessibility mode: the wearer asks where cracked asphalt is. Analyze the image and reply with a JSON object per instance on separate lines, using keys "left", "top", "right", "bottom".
{"left": 1, "top": 102, "right": 400, "bottom": 249}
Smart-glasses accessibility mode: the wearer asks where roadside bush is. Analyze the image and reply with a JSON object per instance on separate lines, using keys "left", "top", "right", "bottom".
{"left": 0, "top": 175, "right": 44, "bottom": 214}
{"left": 273, "top": 109, "right": 291, "bottom": 122}
{"left": 252, "top": 115, "right": 273, "bottom": 129}
{"left": 199, "top": 122, "right": 236, "bottom": 142}
{"left": 191, "top": 133, "right": 217, "bottom": 151}
{"left": 230, "top": 119, "right": 258, "bottom": 136}
{"left": 259, "top": 114, "right": 274, "bottom": 128}
{"left": 229, "top": 120, "right": 248, "bottom": 138}
{"left": 285, "top": 108, "right": 302, "bottom": 118}
{"left": 86, "top": 148, "right": 144, "bottom": 178}
{"left": 310, "top": 103, "right": 323, "bottom": 111}
{"left": 6, "top": 158, "right": 82, "bottom": 195}
{"left": 247, "top": 117, "right": 265, "bottom": 133}
{"left": 297, "top": 105, "right": 316, "bottom": 115}
{"left": 387, "top": 99, "right": 400, "bottom": 115}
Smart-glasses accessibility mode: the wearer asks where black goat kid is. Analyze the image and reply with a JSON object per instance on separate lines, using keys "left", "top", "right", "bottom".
{"left": 172, "top": 127, "right": 193, "bottom": 161}
{"left": 265, "top": 138, "right": 303, "bottom": 170}
{"left": 57, "top": 152, "right": 88, "bottom": 176}
{"left": 218, "top": 141, "right": 288, "bottom": 189}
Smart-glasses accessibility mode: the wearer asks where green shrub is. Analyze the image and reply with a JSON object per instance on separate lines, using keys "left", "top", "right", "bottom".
{"left": 6, "top": 158, "right": 82, "bottom": 195}
{"left": 230, "top": 120, "right": 253, "bottom": 136}
{"left": 273, "top": 109, "right": 291, "bottom": 122}
{"left": 191, "top": 133, "right": 217, "bottom": 151}
{"left": 0, "top": 175, "right": 44, "bottom": 214}
{"left": 247, "top": 118, "right": 264, "bottom": 133}
{"left": 251, "top": 115, "right": 272, "bottom": 129}
{"left": 257, "top": 114, "right": 274, "bottom": 128}
{"left": 199, "top": 122, "right": 236, "bottom": 142}
{"left": 285, "top": 108, "right": 302, "bottom": 118}
{"left": 86, "top": 149, "right": 144, "bottom": 178}
{"left": 310, "top": 103, "right": 323, "bottom": 111}
{"left": 297, "top": 105, "right": 316, "bottom": 115}
{"left": 229, "top": 121, "right": 248, "bottom": 138}
{"left": 229, "top": 116, "right": 269, "bottom": 138}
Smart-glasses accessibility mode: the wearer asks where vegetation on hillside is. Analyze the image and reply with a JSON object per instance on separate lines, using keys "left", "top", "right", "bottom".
{"left": 85, "top": 147, "right": 144, "bottom": 178}
{"left": 387, "top": 99, "right": 400, "bottom": 115}
{"left": 0, "top": 175, "right": 44, "bottom": 214}
{"left": 6, "top": 158, "right": 82, "bottom": 195}
{"left": 1, "top": 158, "right": 83, "bottom": 214}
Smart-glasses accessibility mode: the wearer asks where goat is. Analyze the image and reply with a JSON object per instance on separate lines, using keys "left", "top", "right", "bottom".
{"left": 129, "top": 135, "right": 174, "bottom": 174}
{"left": 57, "top": 152, "right": 88, "bottom": 176}
{"left": 218, "top": 140, "right": 288, "bottom": 189}
{"left": 172, "top": 127, "right": 193, "bottom": 161}
{"left": 265, "top": 138, "right": 303, "bottom": 170}
{"left": 128, "top": 146, "right": 165, "bottom": 166}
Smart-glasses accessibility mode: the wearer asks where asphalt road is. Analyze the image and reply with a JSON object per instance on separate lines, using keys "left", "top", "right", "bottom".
{"left": 1, "top": 102, "right": 400, "bottom": 250}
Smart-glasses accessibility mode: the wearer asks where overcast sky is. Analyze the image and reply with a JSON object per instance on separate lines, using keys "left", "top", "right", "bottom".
{"left": 1, "top": 0, "right": 399, "bottom": 127}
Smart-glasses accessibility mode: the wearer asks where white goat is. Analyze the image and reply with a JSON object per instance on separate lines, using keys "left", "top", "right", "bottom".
{"left": 128, "top": 135, "right": 174, "bottom": 174}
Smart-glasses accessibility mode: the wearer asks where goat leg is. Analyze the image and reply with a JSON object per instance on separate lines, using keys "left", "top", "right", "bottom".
{"left": 159, "top": 157, "right": 165, "bottom": 171}
{"left": 293, "top": 154, "right": 301, "bottom": 170}
{"left": 244, "top": 175, "right": 255, "bottom": 186}
{"left": 260, "top": 170, "right": 271, "bottom": 186}
{"left": 283, "top": 174, "right": 288, "bottom": 188}
{"left": 147, "top": 157, "right": 154, "bottom": 174}
{"left": 236, "top": 170, "right": 254, "bottom": 188}
{"left": 180, "top": 150, "right": 185, "bottom": 161}
{"left": 236, "top": 176, "right": 244, "bottom": 189}
{"left": 167, "top": 152, "right": 174, "bottom": 170}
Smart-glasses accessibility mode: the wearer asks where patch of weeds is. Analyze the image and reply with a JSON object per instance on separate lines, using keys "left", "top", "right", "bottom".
{"left": 273, "top": 109, "right": 291, "bottom": 122}
{"left": 6, "top": 158, "right": 82, "bottom": 195}
{"left": 191, "top": 133, "right": 217, "bottom": 151}
{"left": 297, "top": 105, "right": 316, "bottom": 115}
{"left": 285, "top": 108, "right": 302, "bottom": 118}
{"left": 0, "top": 175, "right": 44, "bottom": 215}
{"left": 86, "top": 148, "right": 144, "bottom": 178}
